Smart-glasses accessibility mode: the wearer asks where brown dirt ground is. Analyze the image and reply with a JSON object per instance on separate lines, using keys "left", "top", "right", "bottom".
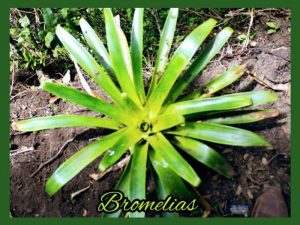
{"left": 10, "top": 13, "right": 290, "bottom": 217}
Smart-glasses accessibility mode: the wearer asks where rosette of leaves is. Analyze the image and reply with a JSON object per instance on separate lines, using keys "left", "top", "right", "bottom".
{"left": 14, "top": 8, "right": 278, "bottom": 217}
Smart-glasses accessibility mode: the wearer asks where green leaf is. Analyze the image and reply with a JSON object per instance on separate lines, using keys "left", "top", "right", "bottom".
{"left": 103, "top": 159, "right": 132, "bottom": 218}
{"left": 128, "top": 143, "right": 148, "bottom": 218}
{"left": 42, "top": 8, "right": 57, "bottom": 29}
{"left": 266, "top": 21, "right": 280, "bottom": 30}
{"left": 98, "top": 127, "right": 143, "bottom": 172}
{"left": 166, "top": 27, "right": 233, "bottom": 104}
{"left": 164, "top": 95, "right": 252, "bottom": 115}
{"left": 148, "top": 133, "right": 201, "bottom": 187}
{"left": 10, "top": 28, "right": 19, "bottom": 37}
{"left": 237, "top": 34, "right": 247, "bottom": 42}
{"left": 45, "top": 32, "right": 54, "bottom": 48}
{"left": 79, "top": 18, "right": 115, "bottom": 77}
{"left": 223, "top": 91, "right": 278, "bottom": 106}
{"left": 146, "top": 18, "right": 217, "bottom": 117}
{"left": 182, "top": 64, "right": 247, "bottom": 102}
{"left": 152, "top": 113, "right": 185, "bottom": 133}
{"left": 14, "top": 115, "right": 121, "bottom": 132}
{"left": 148, "top": 8, "right": 179, "bottom": 96}
{"left": 104, "top": 9, "right": 141, "bottom": 106}
{"left": 131, "top": 8, "right": 146, "bottom": 104}
{"left": 201, "top": 64, "right": 247, "bottom": 97}
{"left": 149, "top": 148, "right": 196, "bottom": 216}
{"left": 172, "top": 136, "right": 234, "bottom": 178}
{"left": 18, "top": 16, "right": 30, "bottom": 28}
{"left": 41, "top": 82, "right": 133, "bottom": 125}
{"left": 267, "top": 29, "right": 276, "bottom": 35}
{"left": 116, "top": 162, "right": 131, "bottom": 195}
{"left": 56, "top": 26, "right": 124, "bottom": 106}
{"left": 118, "top": 93, "right": 145, "bottom": 125}
{"left": 45, "top": 129, "right": 125, "bottom": 196}
{"left": 167, "top": 122, "right": 272, "bottom": 147}
{"left": 38, "top": 30, "right": 46, "bottom": 39}
{"left": 205, "top": 109, "right": 279, "bottom": 124}
{"left": 61, "top": 8, "right": 69, "bottom": 19}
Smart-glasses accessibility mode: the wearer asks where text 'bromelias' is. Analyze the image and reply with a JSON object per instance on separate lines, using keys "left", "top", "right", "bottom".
{"left": 98, "top": 191, "right": 199, "bottom": 213}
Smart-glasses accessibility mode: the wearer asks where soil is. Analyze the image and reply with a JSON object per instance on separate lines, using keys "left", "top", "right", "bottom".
{"left": 10, "top": 12, "right": 290, "bottom": 217}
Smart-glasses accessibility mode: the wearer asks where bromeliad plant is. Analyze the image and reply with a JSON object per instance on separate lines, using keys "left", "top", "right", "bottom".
{"left": 14, "top": 8, "right": 278, "bottom": 217}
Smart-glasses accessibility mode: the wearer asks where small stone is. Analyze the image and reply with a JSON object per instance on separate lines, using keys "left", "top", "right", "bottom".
{"left": 261, "top": 157, "right": 268, "bottom": 166}
{"left": 250, "top": 41, "right": 257, "bottom": 47}
{"left": 82, "top": 208, "right": 88, "bottom": 217}
{"left": 230, "top": 205, "right": 249, "bottom": 217}
{"left": 243, "top": 153, "right": 250, "bottom": 161}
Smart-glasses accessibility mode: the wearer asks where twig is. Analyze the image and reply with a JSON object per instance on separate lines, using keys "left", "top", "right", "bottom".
{"left": 248, "top": 71, "right": 289, "bottom": 91}
{"left": 208, "top": 8, "right": 223, "bottom": 20}
{"left": 241, "top": 8, "right": 254, "bottom": 52}
{"left": 251, "top": 47, "right": 290, "bottom": 62}
{"left": 10, "top": 147, "right": 35, "bottom": 157}
{"left": 10, "top": 90, "right": 30, "bottom": 101}
{"left": 181, "top": 9, "right": 203, "bottom": 18}
{"left": 150, "top": 9, "right": 161, "bottom": 34}
{"left": 192, "top": 187, "right": 213, "bottom": 217}
{"left": 14, "top": 9, "right": 23, "bottom": 17}
{"left": 226, "top": 8, "right": 289, "bottom": 17}
{"left": 10, "top": 60, "right": 15, "bottom": 96}
{"left": 33, "top": 8, "right": 40, "bottom": 25}
{"left": 265, "top": 153, "right": 282, "bottom": 166}
{"left": 15, "top": 9, "right": 36, "bottom": 15}
{"left": 225, "top": 8, "right": 247, "bottom": 17}
{"left": 70, "top": 185, "right": 91, "bottom": 200}
{"left": 89, "top": 155, "right": 130, "bottom": 181}
{"left": 30, "top": 129, "right": 89, "bottom": 177}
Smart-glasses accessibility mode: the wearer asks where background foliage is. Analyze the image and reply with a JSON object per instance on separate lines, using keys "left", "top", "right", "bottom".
{"left": 10, "top": 8, "right": 240, "bottom": 72}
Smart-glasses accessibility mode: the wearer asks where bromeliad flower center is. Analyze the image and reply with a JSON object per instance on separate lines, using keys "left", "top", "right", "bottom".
{"left": 139, "top": 121, "right": 151, "bottom": 133}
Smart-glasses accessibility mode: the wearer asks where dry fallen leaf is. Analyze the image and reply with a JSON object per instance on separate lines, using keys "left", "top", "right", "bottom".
{"left": 49, "top": 96, "right": 59, "bottom": 104}
{"left": 243, "top": 153, "right": 250, "bottom": 161}
{"left": 247, "top": 189, "right": 254, "bottom": 199}
{"left": 62, "top": 70, "right": 71, "bottom": 84}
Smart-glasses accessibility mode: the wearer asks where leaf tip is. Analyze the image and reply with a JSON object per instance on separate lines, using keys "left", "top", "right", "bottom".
{"left": 208, "top": 18, "right": 217, "bottom": 25}
{"left": 271, "top": 92, "right": 279, "bottom": 102}
{"left": 45, "top": 180, "right": 56, "bottom": 197}
{"left": 239, "top": 63, "right": 247, "bottom": 72}
{"left": 98, "top": 163, "right": 107, "bottom": 173}
{"left": 193, "top": 177, "right": 201, "bottom": 187}
{"left": 40, "top": 81, "right": 51, "bottom": 90}
{"left": 269, "top": 109, "right": 280, "bottom": 117}
{"left": 79, "top": 17, "right": 86, "bottom": 25}
{"left": 55, "top": 24, "right": 63, "bottom": 35}
{"left": 226, "top": 168, "right": 236, "bottom": 178}
{"left": 11, "top": 121, "right": 21, "bottom": 131}
{"left": 224, "top": 26, "right": 234, "bottom": 34}
{"left": 258, "top": 137, "right": 273, "bottom": 148}
{"left": 265, "top": 142, "right": 273, "bottom": 149}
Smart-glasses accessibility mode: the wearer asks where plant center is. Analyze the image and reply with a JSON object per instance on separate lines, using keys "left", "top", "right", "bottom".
{"left": 139, "top": 121, "right": 151, "bottom": 132}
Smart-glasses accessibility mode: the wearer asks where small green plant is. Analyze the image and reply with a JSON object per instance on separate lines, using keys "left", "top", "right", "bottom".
{"left": 10, "top": 8, "right": 89, "bottom": 70}
{"left": 237, "top": 33, "right": 256, "bottom": 44}
{"left": 266, "top": 21, "right": 280, "bottom": 35}
{"left": 14, "top": 8, "right": 278, "bottom": 217}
